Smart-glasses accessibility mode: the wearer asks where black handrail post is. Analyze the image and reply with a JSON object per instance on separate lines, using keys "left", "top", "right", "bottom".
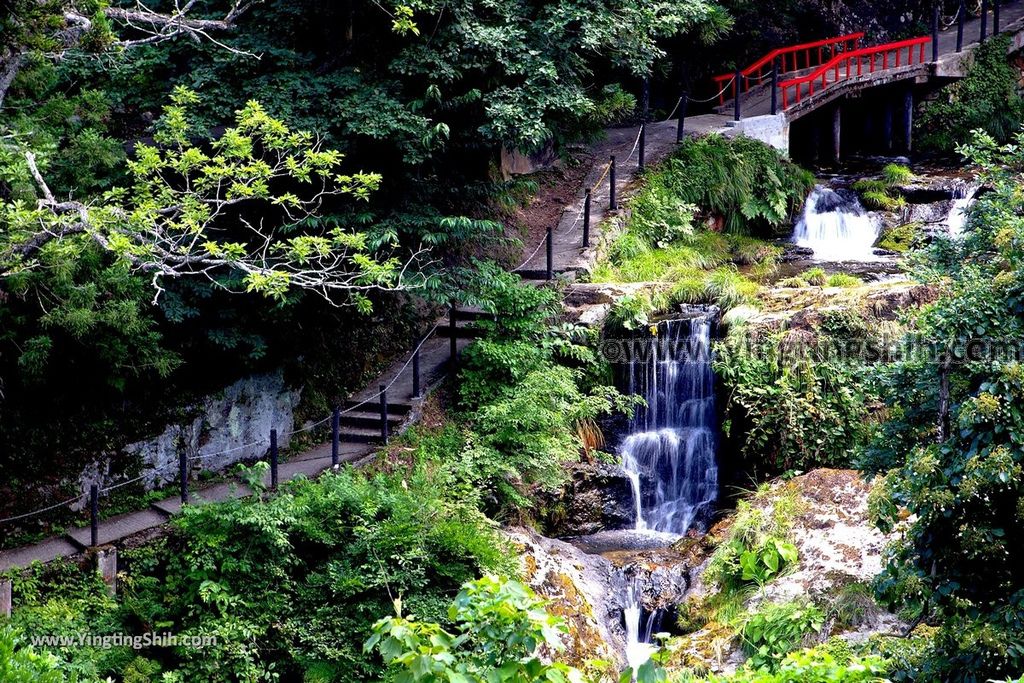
{"left": 957, "top": 1, "right": 965, "bottom": 52}
{"left": 270, "top": 428, "right": 279, "bottom": 490}
{"left": 412, "top": 349, "right": 421, "bottom": 399}
{"left": 770, "top": 60, "right": 779, "bottom": 115}
{"left": 331, "top": 406, "right": 340, "bottom": 466}
{"left": 582, "top": 189, "right": 592, "bottom": 247}
{"left": 545, "top": 226, "right": 553, "bottom": 280}
{"left": 379, "top": 384, "right": 390, "bottom": 444}
{"left": 676, "top": 91, "right": 688, "bottom": 143}
{"left": 89, "top": 484, "right": 99, "bottom": 548}
{"left": 179, "top": 447, "right": 189, "bottom": 505}
{"left": 448, "top": 304, "right": 457, "bottom": 373}
{"left": 981, "top": 0, "right": 989, "bottom": 41}
{"left": 638, "top": 78, "right": 649, "bottom": 170}
{"left": 609, "top": 156, "right": 617, "bottom": 210}
{"left": 733, "top": 67, "right": 742, "bottom": 121}
{"left": 994, "top": 0, "right": 1000, "bottom": 34}
{"left": 932, "top": 7, "right": 940, "bottom": 62}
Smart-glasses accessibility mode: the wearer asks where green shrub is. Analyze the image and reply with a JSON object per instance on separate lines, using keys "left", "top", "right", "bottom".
{"left": 366, "top": 576, "right": 589, "bottom": 683}
{"left": 708, "top": 646, "right": 887, "bottom": 682}
{"left": 0, "top": 626, "right": 68, "bottom": 683}
{"left": 917, "top": 35, "right": 1024, "bottom": 153}
{"left": 803, "top": 267, "right": 827, "bottom": 286}
{"left": 705, "top": 487, "right": 802, "bottom": 592}
{"left": 825, "top": 274, "right": 861, "bottom": 288}
{"left": 714, "top": 329, "right": 874, "bottom": 472}
{"left": 777, "top": 277, "right": 808, "bottom": 288}
{"left": 740, "top": 601, "right": 825, "bottom": 671}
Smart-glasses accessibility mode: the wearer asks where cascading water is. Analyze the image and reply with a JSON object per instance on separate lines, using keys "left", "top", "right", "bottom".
{"left": 946, "top": 181, "right": 980, "bottom": 238}
{"left": 616, "top": 308, "right": 720, "bottom": 674}
{"left": 793, "top": 185, "right": 881, "bottom": 261}
{"left": 623, "top": 574, "right": 664, "bottom": 671}
{"left": 619, "top": 311, "right": 719, "bottom": 537}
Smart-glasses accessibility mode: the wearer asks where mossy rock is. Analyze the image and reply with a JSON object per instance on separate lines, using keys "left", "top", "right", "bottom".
{"left": 875, "top": 221, "right": 922, "bottom": 253}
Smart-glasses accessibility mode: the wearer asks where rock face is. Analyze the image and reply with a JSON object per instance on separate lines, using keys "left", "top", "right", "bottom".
{"left": 505, "top": 527, "right": 629, "bottom": 670}
{"left": 668, "top": 469, "right": 906, "bottom": 675}
{"left": 79, "top": 370, "right": 301, "bottom": 497}
{"left": 540, "top": 463, "right": 638, "bottom": 537}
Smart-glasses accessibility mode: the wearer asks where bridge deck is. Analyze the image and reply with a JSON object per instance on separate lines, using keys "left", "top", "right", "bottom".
{"left": 719, "top": 1, "right": 1024, "bottom": 121}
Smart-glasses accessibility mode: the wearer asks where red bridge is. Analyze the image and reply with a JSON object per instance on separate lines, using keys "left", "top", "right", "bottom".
{"left": 705, "top": 0, "right": 1024, "bottom": 159}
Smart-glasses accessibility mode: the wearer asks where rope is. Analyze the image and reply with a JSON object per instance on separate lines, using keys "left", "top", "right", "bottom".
{"left": 688, "top": 77, "right": 737, "bottom": 104}
{"left": 0, "top": 495, "right": 86, "bottom": 524}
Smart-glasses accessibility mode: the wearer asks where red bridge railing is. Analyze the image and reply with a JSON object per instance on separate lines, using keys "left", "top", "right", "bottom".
{"left": 712, "top": 33, "right": 864, "bottom": 105}
{"left": 779, "top": 36, "right": 931, "bottom": 109}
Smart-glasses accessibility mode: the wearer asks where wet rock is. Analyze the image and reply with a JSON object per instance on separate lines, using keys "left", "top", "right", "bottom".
{"left": 505, "top": 527, "right": 628, "bottom": 669}
{"left": 539, "top": 463, "right": 638, "bottom": 537}
{"left": 779, "top": 245, "right": 815, "bottom": 263}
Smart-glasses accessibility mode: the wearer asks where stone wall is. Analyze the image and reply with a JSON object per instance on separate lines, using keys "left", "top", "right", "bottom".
{"left": 78, "top": 370, "right": 301, "bottom": 498}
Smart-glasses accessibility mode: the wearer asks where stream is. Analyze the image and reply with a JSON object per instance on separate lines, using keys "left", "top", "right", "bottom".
{"left": 566, "top": 158, "right": 980, "bottom": 673}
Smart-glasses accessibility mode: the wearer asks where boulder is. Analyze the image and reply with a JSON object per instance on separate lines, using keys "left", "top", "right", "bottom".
{"left": 539, "top": 463, "right": 638, "bottom": 537}
{"left": 505, "top": 527, "right": 629, "bottom": 670}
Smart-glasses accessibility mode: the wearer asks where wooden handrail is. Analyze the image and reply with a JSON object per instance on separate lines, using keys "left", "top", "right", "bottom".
{"left": 712, "top": 32, "right": 865, "bottom": 105}
{"left": 779, "top": 36, "right": 931, "bottom": 109}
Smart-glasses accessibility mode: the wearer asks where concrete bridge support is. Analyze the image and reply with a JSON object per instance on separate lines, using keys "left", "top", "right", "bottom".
{"left": 902, "top": 88, "right": 915, "bottom": 153}
{"left": 831, "top": 105, "right": 842, "bottom": 162}
{"left": 882, "top": 99, "right": 895, "bottom": 153}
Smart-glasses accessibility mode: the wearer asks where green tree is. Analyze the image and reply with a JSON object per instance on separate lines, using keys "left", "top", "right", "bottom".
{"left": 868, "top": 130, "right": 1024, "bottom": 679}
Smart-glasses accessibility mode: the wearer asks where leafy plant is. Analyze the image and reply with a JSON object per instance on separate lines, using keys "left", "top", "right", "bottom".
{"left": 0, "top": 626, "right": 69, "bottom": 683}
{"left": 740, "top": 601, "right": 825, "bottom": 671}
{"left": 365, "top": 576, "right": 589, "bottom": 683}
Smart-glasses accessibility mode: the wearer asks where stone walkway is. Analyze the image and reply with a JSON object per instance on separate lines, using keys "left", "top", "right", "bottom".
{"left": 516, "top": 114, "right": 734, "bottom": 279}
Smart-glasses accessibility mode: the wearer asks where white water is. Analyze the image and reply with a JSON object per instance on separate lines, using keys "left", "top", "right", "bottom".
{"left": 620, "top": 314, "right": 718, "bottom": 536}
{"left": 623, "top": 575, "right": 660, "bottom": 672}
{"left": 618, "top": 312, "right": 719, "bottom": 675}
{"left": 793, "top": 185, "right": 881, "bottom": 261}
{"left": 946, "top": 181, "right": 980, "bottom": 238}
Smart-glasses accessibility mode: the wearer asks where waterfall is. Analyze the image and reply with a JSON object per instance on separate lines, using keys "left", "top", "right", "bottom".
{"left": 946, "top": 181, "right": 979, "bottom": 238}
{"left": 793, "top": 185, "right": 881, "bottom": 261}
{"left": 623, "top": 573, "right": 663, "bottom": 672}
{"left": 619, "top": 310, "right": 718, "bottom": 537}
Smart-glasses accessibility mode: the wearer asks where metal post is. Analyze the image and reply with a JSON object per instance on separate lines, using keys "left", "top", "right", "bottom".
{"left": 179, "top": 446, "right": 189, "bottom": 505}
{"left": 545, "top": 225, "right": 553, "bottom": 280}
{"left": 449, "top": 304, "right": 457, "bottom": 372}
{"left": 582, "top": 189, "right": 592, "bottom": 247}
{"left": 770, "top": 60, "right": 779, "bottom": 115}
{"left": 331, "top": 407, "right": 340, "bottom": 466}
{"left": 676, "top": 92, "right": 688, "bottom": 143}
{"left": 89, "top": 484, "right": 99, "bottom": 547}
{"left": 412, "top": 350, "right": 421, "bottom": 399}
{"left": 609, "top": 156, "right": 617, "bottom": 210}
{"left": 994, "top": 0, "right": 1000, "bottom": 34}
{"left": 638, "top": 122, "right": 646, "bottom": 171}
{"left": 957, "top": 0, "right": 965, "bottom": 52}
{"left": 932, "top": 6, "right": 940, "bottom": 62}
{"left": 733, "top": 67, "right": 742, "bottom": 121}
{"left": 981, "top": 0, "right": 989, "bottom": 41}
{"left": 270, "top": 428, "right": 278, "bottom": 490}
{"left": 379, "top": 384, "right": 389, "bottom": 444}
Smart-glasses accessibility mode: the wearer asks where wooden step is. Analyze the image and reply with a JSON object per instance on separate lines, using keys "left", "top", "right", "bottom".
{"left": 341, "top": 400, "right": 412, "bottom": 415}
{"left": 340, "top": 413, "right": 404, "bottom": 430}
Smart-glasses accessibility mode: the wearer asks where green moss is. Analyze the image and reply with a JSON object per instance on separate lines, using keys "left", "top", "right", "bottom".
{"left": 876, "top": 222, "right": 922, "bottom": 253}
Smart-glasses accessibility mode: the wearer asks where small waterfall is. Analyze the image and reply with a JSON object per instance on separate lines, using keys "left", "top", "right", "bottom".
{"left": 793, "top": 185, "right": 881, "bottom": 261}
{"left": 946, "top": 181, "right": 980, "bottom": 237}
{"left": 620, "top": 310, "right": 718, "bottom": 537}
{"left": 623, "top": 573, "right": 664, "bottom": 672}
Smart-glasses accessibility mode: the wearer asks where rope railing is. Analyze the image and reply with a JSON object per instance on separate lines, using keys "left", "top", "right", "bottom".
{"left": 0, "top": 319, "right": 444, "bottom": 529}
{"left": 515, "top": 97, "right": 686, "bottom": 271}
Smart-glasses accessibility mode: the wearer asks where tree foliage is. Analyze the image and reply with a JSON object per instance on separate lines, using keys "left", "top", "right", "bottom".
{"left": 868, "top": 130, "right": 1024, "bottom": 680}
